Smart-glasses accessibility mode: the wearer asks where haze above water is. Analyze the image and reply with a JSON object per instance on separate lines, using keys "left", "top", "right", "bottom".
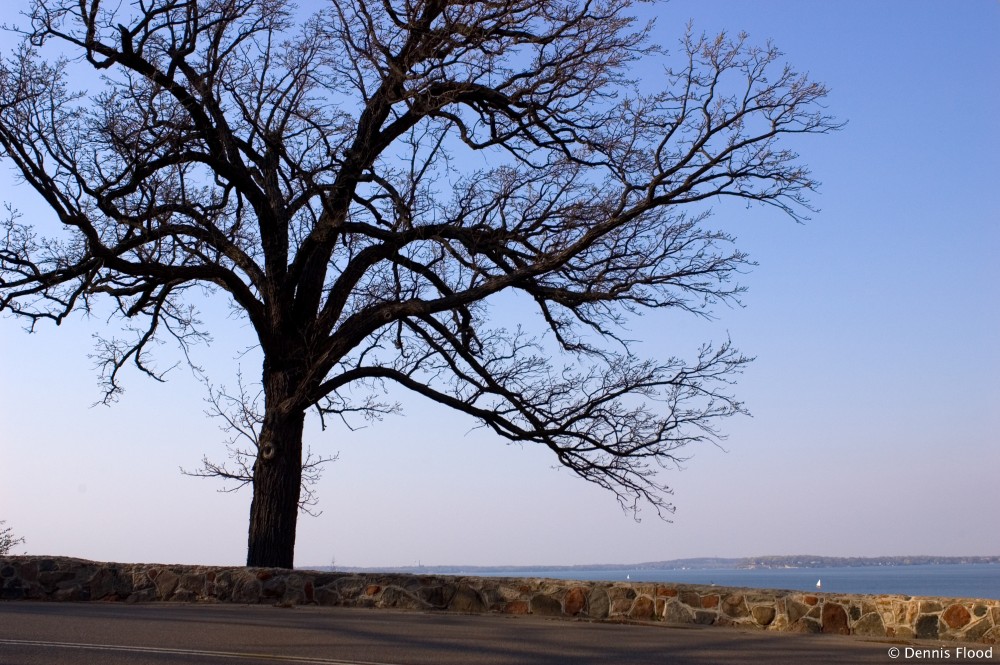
{"left": 473, "top": 565, "right": 1000, "bottom": 601}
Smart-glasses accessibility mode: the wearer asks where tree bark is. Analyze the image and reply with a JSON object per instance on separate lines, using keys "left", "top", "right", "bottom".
{"left": 246, "top": 371, "right": 305, "bottom": 568}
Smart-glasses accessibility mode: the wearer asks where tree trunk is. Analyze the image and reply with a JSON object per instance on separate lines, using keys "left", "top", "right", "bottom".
{"left": 246, "top": 391, "right": 305, "bottom": 569}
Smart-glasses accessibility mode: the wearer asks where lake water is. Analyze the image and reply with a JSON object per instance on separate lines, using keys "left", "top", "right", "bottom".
{"left": 476, "top": 564, "right": 1000, "bottom": 600}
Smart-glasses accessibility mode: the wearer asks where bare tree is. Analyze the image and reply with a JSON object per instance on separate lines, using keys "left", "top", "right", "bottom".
{"left": 0, "top": 0, "right": 839, "bottom": 568}
{"left": 0, "top": 520, "right": 25, "bottom": 556}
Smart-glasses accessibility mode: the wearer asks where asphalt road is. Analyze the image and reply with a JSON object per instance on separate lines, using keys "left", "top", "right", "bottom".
{"left": 0, "top": 601, "right": 979, "bottom": 665}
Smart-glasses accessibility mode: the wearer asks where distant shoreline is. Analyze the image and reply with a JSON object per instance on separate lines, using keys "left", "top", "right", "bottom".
{"left": 316, "top": 555, "right": 1000, "bottom": 575}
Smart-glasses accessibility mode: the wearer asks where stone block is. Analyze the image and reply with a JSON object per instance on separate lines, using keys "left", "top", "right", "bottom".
{"left": 915, "top": 614, "right": 940, "bottom": 640}
{"left": 852, "top": 613, "right": 886, "bottom": 637}
{"left": 19, "top": 562, "right": 38, "bottom": 583}
{"left": 920, "top": 600, "right": 942, "bottom": 613}
{"left": 611, "top": 597, "right": 634, "bottom": 615}
{"left": 679, "top": 591, "right": 701, "bottom": 608}
{"left": 314, "top": 587, "right": 340, "bottom": 606}
{"left": 38, "top": 571, "right": 75, "bottom": 587}
{"left": 448, "top": 586, "right": 485, "bottom": 614}
{"left": 312, "top": 573, "right": 345, "bottom": 587}
{"left": 333, "top": 578, "right": 366, "bottom": 598}
{"left": 231, "top": 577, "right": 262, "bottom": 604}
{"left": 848, "top": 604, "right": 861, "bottom": 621}
{"left": 563, "top": 587, "right": 587, "bottom": 616}
{"left": 629, "top": 596, "right": 655, "bottom": 620}
{"left": 209, "top": 571, "right": 234, "bottom": 600}
{"left": 789, "top": 618, "right": 821, "bottom": 633}
{"left": 662, "top": 601, "right": 694, "bottom": 624}
{"left": 503, "top": 600, "right": 529, "bottom": 615}
{"left": 530, "top": 594, "right": 562, "bottom": 616}
{"left": 378, "top": 586, "right": 425, "bottom": 611}
{"left": 608, "top": 587, "right": 636, "bottom": 603}
{"left": 721, "top": 594, "right": 748, "bottom": 618}
{"left": 895, "top": 600, "right": 919, "bottom": 626}
{"left": 694, "top": 610, "right": 716, "bottom": 625}
{"left": 769, "top": 614, "right": 789, "bottom": 631}
{"left": 261, "top": 578, "right": 286, "bottom": 598}
{"left": 701, "top": 594, "right": 720, "bottom": 609}
{"left": 179, "top": 574, "right": 206, "bottom": 596}
{"left": 962, "top": 618, "right": 993, "bottom": 642}
{"left": 153, "top": 570, "right": 179, "bottom": 599}
{"left": 87, "top": 569, "right": 120, "bottom": 600}
{"left": 943, "top": 604, "right": 972, "bottom": 629}
{"left": 752, "top": 605, "right": 776, "bottom": 627}
{"left": 418, "top": 585, "right": 454, "bottom": 608}
{"left": 821, "top": 603, "right": 849, "bottom": 635}
{"left": 587, "top": 588, "right": 610, "bottom": 619}
{"left": 0, "top": 584, "right": 25, "bottom": 600}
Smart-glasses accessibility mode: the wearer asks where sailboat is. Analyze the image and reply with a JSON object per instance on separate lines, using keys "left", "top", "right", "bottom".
{"left": 816, "top": 579, "right": 822, "bottom": 590}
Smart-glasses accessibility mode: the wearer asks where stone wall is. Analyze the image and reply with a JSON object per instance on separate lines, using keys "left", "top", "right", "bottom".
{"left": 2, "top": 556, "right": 998, "bottom": 644}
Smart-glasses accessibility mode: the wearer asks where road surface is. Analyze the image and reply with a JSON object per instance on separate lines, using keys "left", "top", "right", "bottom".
{"left": 0, "top": 601, "right": 975, "bottom": 664}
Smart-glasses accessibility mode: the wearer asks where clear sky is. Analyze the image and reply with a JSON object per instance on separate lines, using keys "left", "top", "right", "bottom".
{"left": 1, "top": 0, "right": 998, "bottom": 568}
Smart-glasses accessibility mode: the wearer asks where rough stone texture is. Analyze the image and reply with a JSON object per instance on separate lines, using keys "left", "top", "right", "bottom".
{"left": 628, "top": 596, "right": 655, "bottom": 620}
{"left": 661, "top": 600, "right": 693, "bottom": 624}
{"left": 852, "top": 613, "right": 887, "bottom": 637}
{"left": 679, "top": 591, "right": 701, "bottom": 608}
{"left": 790, "top": 618, "right": 822, "bottom": 633}
{"left": 418, "top": 585, "right": 453, "bottom": 608}
{"left": 916, "top": 614, "right": 941, "bottom": 640}
{"left": 587, "top": 588, "right": 610, "bottom": 619}
{"left": 786, "top": 599, "right": 810, "bottom": 624}
{"left": 943, "top": 604, "right": 972, "bottom": 629}
{"left": 721, "top": 594, "right": 748, "bottom": 618}
{"left": 448, "top": 585, "right": 485, "bottom": 614}
{"left": 821, "top": 603, "right": 850, "bottom": 635}
{"left": 530, "top": 594, "right": 562, "bottom": 616}
{"left": 751, "top": 605, "right": 776, "bottom": 627}
{"left": 563, "top": 587, "right": 586, "bottom": 616}
{"left": 377, "top": 586, "right": 425, "bottom": 611}
{"left": 1, "top": 556, "right": 997, "bottom": 644}
{"left": 503, "top": 600, "right": 529, "bottom": 615}
{"left": 964, "top": 618, "right": 994, "bottom": 642}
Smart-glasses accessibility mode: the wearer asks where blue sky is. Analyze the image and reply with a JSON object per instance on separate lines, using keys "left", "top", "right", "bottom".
{"left": 1, "top": 0, "right": 998, "bottom": 567}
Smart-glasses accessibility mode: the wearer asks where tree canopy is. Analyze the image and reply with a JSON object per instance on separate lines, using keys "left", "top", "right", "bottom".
{"left": 0, "top": 0, "right": 839, "bottom": 567}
